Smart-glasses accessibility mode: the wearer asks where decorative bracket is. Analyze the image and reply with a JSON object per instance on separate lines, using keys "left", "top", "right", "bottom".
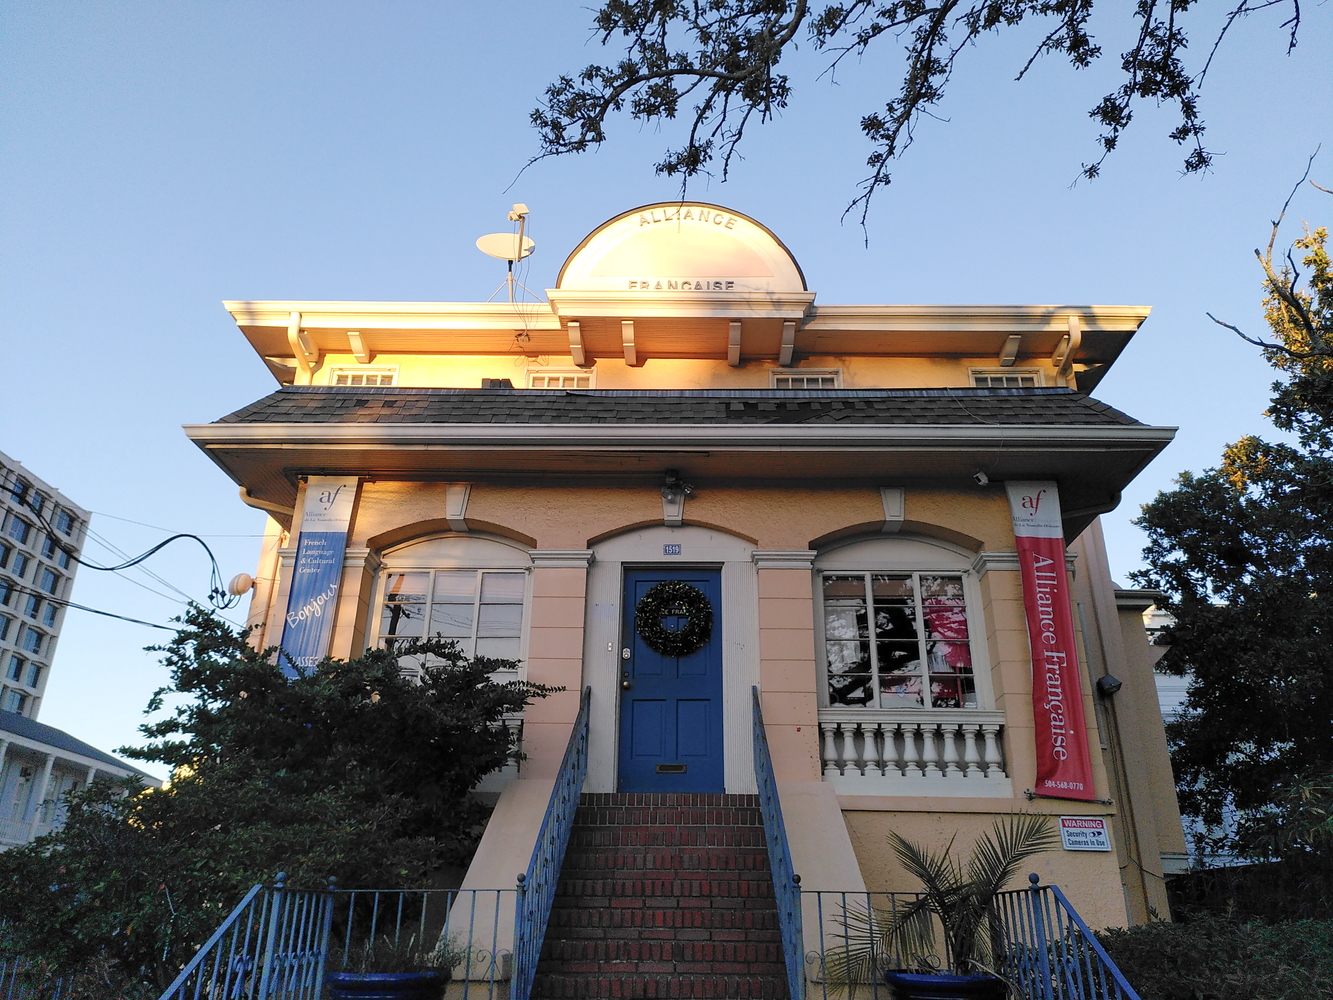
{"left": 880, "top": 487, "right": 905, "bottom": 532}
{"left": 567, "top": 321, "right": 587, "bottom": 367}
{"left": 347, "top": 331, "right": 371, "bottom": 364}
{"left": 622, "top": 320, "right": 637, "bottom": 366}
{"left": 998, "top": 335, "right": 1021, "bottom": 367}
{"left": 287, "top": 311, "right": 318, "bottom": 376}
{"left": 727, "top": 320, "right": 742, "bottom": 367}
{"left": 1052, "top": 315, "right": 1082, "bottom": 380}
{"left": 445, "top": 483, "right": 472, "bottom": 531}
{"left": 661, "top": 469, "right": 693, "bottom": 527}
{"left": 778, "top": 321, "right": 796, "bottom": 366}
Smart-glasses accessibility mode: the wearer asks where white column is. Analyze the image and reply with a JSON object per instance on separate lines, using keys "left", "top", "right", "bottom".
{"left": 28, "top": 753, "right": 54, "bottom": 840}
{"left": 84, "top": 765, "right": 98, "bottom": 788}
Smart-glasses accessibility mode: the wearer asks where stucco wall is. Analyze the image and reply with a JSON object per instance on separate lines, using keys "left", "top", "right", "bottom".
{"left": 843, "top": 808, "right": 1129, "bottom": 929}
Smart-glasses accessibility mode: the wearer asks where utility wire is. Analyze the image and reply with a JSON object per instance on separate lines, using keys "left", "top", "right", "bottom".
{"left": 88, "top": 509, "right": 264, "bottom": 538}
{"left": 21, "top": 501, "right": 241, "bottom": 611}
{"left": 2, "top": 580, "right": 174, "bottom": 631}
{"left": 85, "top": 526, "right": 201, "bottom": 606}
{"left": 75, "top": 530, "right": 245, "bottom": 628}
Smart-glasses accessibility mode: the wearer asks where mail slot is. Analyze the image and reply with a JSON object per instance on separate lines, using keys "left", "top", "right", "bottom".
{"left": 656, "top": 763, "right": 687, "bottom": 774}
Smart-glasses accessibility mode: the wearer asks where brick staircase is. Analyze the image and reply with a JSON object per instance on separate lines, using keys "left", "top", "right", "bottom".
{"left": 532, "top": 792, "right": 791, "bottom": 999}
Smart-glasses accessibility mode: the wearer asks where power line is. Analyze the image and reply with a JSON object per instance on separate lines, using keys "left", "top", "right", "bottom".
{"left": 2, "top": 581, "right": 174, "bottom": 631}
{"left": 77, "top": 531, "right": 245, "bottom": 628}
{"left": 88, "top": 509, "right": 265, "bottom": 537}
{"left": 20, "top": 500, "right": 241, "bottom": 612}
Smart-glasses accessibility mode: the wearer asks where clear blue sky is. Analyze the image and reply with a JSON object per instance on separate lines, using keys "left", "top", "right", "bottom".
{"left": 2, "top": 2, "right": 1328, "bottom": 779}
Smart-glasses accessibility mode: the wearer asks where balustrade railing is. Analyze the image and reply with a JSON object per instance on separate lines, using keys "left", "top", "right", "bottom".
{"left": 156, "top": 880, "right": 518, "bottom": 1000}
{"left": 509, "top": 686, "right": 590, "bottom": 1000}
{"left": 994, "top": 877, "right": 1142, "bottom": 1000}
{"left": 752, "top": 687, "right": 805, "bottom": 1000}
{"left": 818, "top": 710, "right": 1008, "bottom": 792}
{"left": 1, "top": 950, "right": 63, "bottom": 1000}
{"left": 800, "top": 877, "right": 1142, "bottom": 1000}
{"left": 330, "top": 887, "right": 515, "bottom": 994}
{"left": 158, "top": 876, "right": 329, "bottom": 1000}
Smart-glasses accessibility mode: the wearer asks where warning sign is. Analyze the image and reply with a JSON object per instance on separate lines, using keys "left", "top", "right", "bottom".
{"left": 1059, "top": 816, "right": 1112, "bottom": 852}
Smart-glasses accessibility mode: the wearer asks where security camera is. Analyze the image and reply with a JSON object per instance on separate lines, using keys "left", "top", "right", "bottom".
{"left": 1096, "top": 674, "right": 1124, "bottom": 698}
{"left": 972, "top": 471, "right": 990, "bottom": 486}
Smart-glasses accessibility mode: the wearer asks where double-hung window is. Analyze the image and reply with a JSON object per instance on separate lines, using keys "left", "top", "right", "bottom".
{"left": 379, "top": 570, "right": 526, "bottom": 664}
{"left": 822, "top": 572, "right": 977, "bottom": 709}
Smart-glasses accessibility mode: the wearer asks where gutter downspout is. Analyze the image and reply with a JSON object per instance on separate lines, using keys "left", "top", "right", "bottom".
{"left": 239, "top": 487, "right": 295, "bottom": 520}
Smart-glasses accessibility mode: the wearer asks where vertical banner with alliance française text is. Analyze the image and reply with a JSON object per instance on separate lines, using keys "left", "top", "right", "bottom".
{"left": 1006, "top": 481, "right": 1096, "bottom": 802}
{"left": 278, "top": 477, "right": 359, "bottom": 675}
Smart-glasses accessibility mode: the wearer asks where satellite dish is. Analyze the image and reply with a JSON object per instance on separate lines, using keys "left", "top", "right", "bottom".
{"left": 476, "top": 233, "right": 536, "bottom": 261}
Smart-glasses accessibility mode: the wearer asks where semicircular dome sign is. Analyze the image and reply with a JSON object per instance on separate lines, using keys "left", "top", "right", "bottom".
{"left": 556, "top": 203, "right": 806, "bottom": 295}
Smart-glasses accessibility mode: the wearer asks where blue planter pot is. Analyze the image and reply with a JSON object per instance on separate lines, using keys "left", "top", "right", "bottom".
{"left": 883, "top": 970, "right": 1006, "bottom": 1000}
{"left": 327, "top": 970, "right": 448, "bottom": 1000}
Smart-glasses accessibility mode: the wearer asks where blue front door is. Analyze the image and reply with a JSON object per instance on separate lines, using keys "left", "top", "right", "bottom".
{"left": 618, "top": 568, "right": 724, "bottom": 793}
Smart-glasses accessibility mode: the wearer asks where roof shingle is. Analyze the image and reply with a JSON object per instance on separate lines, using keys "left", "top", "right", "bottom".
{"left": 215, "top": 387, "right": 1143, "bottom": 427}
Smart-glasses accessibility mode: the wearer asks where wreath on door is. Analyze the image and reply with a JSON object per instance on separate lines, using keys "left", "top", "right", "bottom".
{"left": 634, "top": 581, "right": 714, "bottom": 658}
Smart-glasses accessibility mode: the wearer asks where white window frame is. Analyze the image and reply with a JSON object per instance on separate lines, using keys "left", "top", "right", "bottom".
{"left": 370, "top": 536, "right": 533, "bottom": 677}
{"left": 771, "top": 368, "right": 842, "bottom": 389}
{"left": 969, "top": 367, "right": 1045, "bottom": 388}
{"left": 527, "top": 368, "right": 595, "bottom": 389}
{"left": 813, "top": 538, "right": 994, "bottom": 712}
{"left": 327, "top": 366, "right": 399, "bottom": 387}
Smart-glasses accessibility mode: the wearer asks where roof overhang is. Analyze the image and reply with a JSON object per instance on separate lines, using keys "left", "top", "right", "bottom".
{"left": 224, "top": 300, "right": 1151, "bottom": 376}
{"left": 184, "top": 421, "right": 1174, "bottom": 539}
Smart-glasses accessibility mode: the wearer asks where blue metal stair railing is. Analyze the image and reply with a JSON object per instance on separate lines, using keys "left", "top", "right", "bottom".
{"left": 993, "top": 875, "right": 1142, "bottom": 1000}
{"left": 158, "top": 873, "right": 332, "bottom": 1000}
{"left": 509, "top": 686, "right": 591, "bottom": 1000}
{"left": 752, "top": 686, "right": 805, "bottom": 1000}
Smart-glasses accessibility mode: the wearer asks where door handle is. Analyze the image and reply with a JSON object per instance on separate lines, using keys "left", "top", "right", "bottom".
{"left": 621, "top": 670, "right": 632, "bottom": 690}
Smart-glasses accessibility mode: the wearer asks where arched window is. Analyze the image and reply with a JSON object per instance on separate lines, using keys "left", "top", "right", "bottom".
{"left": 815, "top": 536, "right": 989, "bottom": 711}
{"left": 372, "top": 534, "right": 531, "bottom": 670}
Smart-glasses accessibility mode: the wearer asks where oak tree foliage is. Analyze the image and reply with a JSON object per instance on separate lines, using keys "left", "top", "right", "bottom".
{"left": 532, "top": 1, "right": 1305, "bottom": 221}
{"left": 0, "top": 607, "right": 555, "bottom": 989}
{"left": 1133, "top": 171, "right": 1332, "bottom": 859}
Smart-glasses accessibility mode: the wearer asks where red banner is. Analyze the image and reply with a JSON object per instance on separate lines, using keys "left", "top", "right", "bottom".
{"left": 1006, "top": 482, "right": 1096, "bottom": 801}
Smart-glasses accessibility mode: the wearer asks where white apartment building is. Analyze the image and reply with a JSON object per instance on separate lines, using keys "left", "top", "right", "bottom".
{"left": 0, "top": 450, "right": 156, "bottom": 848}
{"left": 0, "top": 449, "right": 88, "bottom": 718}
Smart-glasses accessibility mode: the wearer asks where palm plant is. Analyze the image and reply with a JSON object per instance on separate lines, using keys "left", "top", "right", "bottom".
{"left": 828, "top": 814, "right": 1057, "bottom": 988}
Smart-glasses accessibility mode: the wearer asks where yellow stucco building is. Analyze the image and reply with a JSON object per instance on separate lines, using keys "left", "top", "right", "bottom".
{"left": 187, "top": 204, "right": 1186, "bottom": 981}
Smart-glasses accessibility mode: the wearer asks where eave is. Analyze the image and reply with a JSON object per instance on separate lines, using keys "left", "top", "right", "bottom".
{"left": 223, "top": 300, "right": 1152, "bottom": 375}
{"left": 184, "top": 421, "right": 1174, "bottom": 540}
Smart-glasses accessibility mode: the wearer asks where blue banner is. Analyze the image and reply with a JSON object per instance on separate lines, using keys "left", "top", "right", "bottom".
{"left": 278, "top": 477, "right": 358, "bottom": 675}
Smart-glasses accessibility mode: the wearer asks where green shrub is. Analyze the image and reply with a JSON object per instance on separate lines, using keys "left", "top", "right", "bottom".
{"left": 1097, "top": 913, "right": 1333, "bottom": 1000}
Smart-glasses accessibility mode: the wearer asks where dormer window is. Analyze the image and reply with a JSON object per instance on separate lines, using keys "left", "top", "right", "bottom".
{"left": 772, "top": 368, "right": 841, "bottom": 389}
{"left": 970, "top": 368, "right": 1044, "bottom": 388}
{"left": 329, "top": 366, "right": 398, "bottom": 387}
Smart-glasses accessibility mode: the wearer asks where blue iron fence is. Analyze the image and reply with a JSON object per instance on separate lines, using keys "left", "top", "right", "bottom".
{"left": 800, "top": 877, "right": 1142, "bottom": 1000}
{"left": 327, "top": 887, "right": 515, "bottom": 996}
{"left": 151, "top": 881, "right": 518, "bottom": 1000}
{"left": 159, "top": 876, "right": 329, "bottom": 1000}
{"left": 752, "top": 686, "right": 806, "bottom": 1000}
{"left": 994, "top": 876, "right": 1143, "bottom": 1000}
{"left": 509, "top": 686, "right": 591, "bottom": 1000}
{"left": 1, "top": 955, "right": 63, "bottom": 1000}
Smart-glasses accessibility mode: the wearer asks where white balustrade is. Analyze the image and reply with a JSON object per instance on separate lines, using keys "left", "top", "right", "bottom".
{"left": 816, "top": 710, "right": 1011, "bottom": 796}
